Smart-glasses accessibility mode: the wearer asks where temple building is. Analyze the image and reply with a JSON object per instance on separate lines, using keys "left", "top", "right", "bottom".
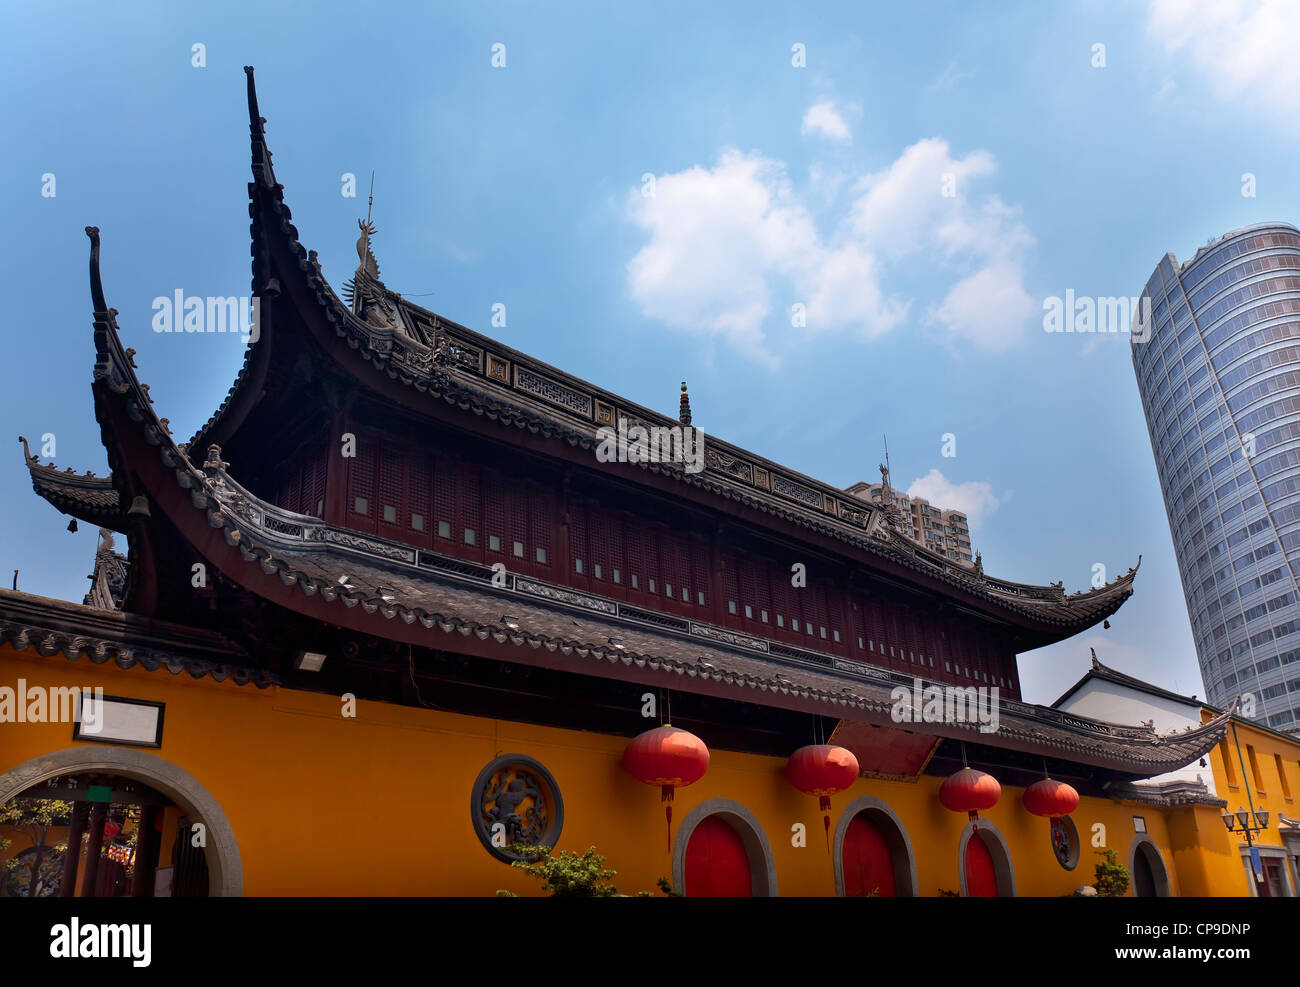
{"left": 0, "top": 68, "right": 1277, "bottom": 897}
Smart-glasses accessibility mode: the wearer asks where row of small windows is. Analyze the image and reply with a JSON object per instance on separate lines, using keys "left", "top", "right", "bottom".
{"left": 1181, "top": 232, "right": 1300, "bottom": 295}
{"left": 352, "top": 492, "right": 555, "bottom": 565}
{"left": 1186, "top": 252, "right": 1300, "bottom": 312}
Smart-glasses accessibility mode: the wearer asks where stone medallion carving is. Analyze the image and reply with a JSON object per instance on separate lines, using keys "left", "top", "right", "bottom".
{"left": 1050, "top": 815, "right": 1080, "bottom": 870}
{"left": 471, "top": 754, "right": 564, "bottom": 862}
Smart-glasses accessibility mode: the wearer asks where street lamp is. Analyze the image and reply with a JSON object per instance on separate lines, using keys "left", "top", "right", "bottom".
{"left": 1222, "top": 807, "right": 1269, "bottom": 834}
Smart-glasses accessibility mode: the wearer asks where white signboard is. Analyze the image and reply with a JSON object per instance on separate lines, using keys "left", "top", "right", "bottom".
{"left": 75, "top": 693, "right": 164, "bottom": 747}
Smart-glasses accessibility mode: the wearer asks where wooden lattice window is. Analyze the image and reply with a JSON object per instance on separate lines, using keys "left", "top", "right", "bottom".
{"left": 347, "top": 434, "right": 377, "bottom": 533}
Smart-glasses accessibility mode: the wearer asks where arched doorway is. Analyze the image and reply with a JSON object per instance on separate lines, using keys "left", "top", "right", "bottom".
{"left": 965, "top": 832, "right": 998, "bottom": 896}
{"left": 844, "top": 814, "right": 895, "bottom": 896}
{"left": 0, "top": 747, "right": 241, "bottom": 896}
{"left": 957, "top": 820, "right": 1015, "bottom": 897}
{"left": 684, "top": 815, "right": 751, "bottom": 896}
{"left": 833, "top": 796, "right": 919, "bottom": 897}
{"left": 672, "top": 799, "right": 778, "bottom": 897}
{"left": 1129, "top": 836, "right": 1171, "bottom": 897}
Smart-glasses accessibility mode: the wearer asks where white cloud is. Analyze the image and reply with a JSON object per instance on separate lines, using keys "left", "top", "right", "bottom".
{"left": 930, "top": 261, "right": 1038, "bottom": 350}
{"left": 625, "top": 151, "right": 817, "bottom": 364}
{"left": 801, "top": 100, "right": 853, "bottom": 142}
{"left": 1147, "top": 0, "right": 1300, "bottom": 119}
{"left": 626, "top": 135, "right": 1037, "bottom": 361}
{"left": 905, "top": 468, "right": 1008, "bottom": 528}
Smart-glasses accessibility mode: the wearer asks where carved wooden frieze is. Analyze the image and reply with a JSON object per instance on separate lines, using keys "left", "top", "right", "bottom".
{"left": 690, "top": 623, "right": 770, "bottom": 653}
{"left": 772, "top": 473, "right": 822, "bottom": 509}
{"left": 315, "top": 528, "right": 417, "bottom": 563}
{"left": 704, "top": 447, "right": 753, "bottom": 483}
{"left": 446, "top": 339, "right": 482, "bottom": 373}
{"left": 515, "top": 366, "right": 593, "bottom": 418}
{"left": 515, "top": 578, "right": 617, "bottom": 615}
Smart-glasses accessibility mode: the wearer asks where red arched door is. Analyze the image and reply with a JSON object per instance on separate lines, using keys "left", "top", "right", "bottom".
{"left": 964, "top": 831, "right": 998, "bottom": 897}
{"left": 842, "top": 813, "right": 897, "bottom": 897}
{"left": 684, "top": 815, "right": 752, "bottom": 897}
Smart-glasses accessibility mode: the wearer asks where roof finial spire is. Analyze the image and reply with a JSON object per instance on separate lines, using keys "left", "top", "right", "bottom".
{"left": 878, "top": 434, "right": 892, "bottom": 496}
{"left": 354, "top": 171, "right": 380, "bottom": 280}
{"left": 679, "top": 380, "right": 692, "bottom": 426}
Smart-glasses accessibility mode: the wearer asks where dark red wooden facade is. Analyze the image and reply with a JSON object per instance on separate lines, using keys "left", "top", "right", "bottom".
{"left": 261, "top": 418, "right": 1022, "bottom": 699}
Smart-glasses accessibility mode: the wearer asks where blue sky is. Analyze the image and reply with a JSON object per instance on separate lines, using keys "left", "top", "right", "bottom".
{"left": 3, "top": 1, "right": 1298, "bottom": 706}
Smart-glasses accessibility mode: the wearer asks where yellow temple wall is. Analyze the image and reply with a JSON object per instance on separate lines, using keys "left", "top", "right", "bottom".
{"left": 0, "top": 643, "right": 1252, "bottom": 896}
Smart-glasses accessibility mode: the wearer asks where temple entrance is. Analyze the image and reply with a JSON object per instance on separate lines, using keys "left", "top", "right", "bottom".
{"left": 964, "top": 832, "right": 998, "bottom": 897}
{"left": 833, "top": 796, "right": 918, "bottom": 896}
{"left": 0, "top": 773, "right": 209, "bottom": 897}
{"left": 842, "top": 813, "right": 896, "bottom": 897}
{"left": 958, "top": 821, "right": 1015, "bottom": 897}
{"left": 0, "top": 746, "right": 241, "bottom": 896}
{"left": 683, "top": 815, "right": 752, "bottom": 897}
{"left": 1129, "top": 836, "right": 1170, "bottom": 897}
{"left": 673, "top": 799, "right": 777, "bottom": 897}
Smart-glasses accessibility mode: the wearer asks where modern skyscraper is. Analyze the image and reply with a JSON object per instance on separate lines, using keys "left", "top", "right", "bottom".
{"left": 1133, "top": 223, "right": 1300, "bottom": 729}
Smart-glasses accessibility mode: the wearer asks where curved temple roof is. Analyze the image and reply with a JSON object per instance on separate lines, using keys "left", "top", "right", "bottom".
{"left": 21, "top": 436, "right": 124, "bottom": 530}
{"left": 179, "top": 67, "right": 1139, "bottom": 643}
{"left": 67, "top": 218, "right": 1223, "bottom": 777}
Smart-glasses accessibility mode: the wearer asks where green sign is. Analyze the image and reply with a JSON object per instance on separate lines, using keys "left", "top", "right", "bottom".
{"left": 86, "top": 785, "right": 112, "bottom": 803}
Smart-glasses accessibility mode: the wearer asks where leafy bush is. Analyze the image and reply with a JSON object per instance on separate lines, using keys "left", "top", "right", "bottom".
{"left": 496, "top": 844, "right": 676, "bottom": 897}
{"left": 1092, "top": 848, "right": 1129, "bottom": 897}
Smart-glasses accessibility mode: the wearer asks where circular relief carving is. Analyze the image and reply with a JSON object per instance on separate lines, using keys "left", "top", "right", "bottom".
{"left": 1051, "top": 815, "right": 1080, "bottom": 871}
{"left": 470, "top": 754, "right": 564, "bottom": 863}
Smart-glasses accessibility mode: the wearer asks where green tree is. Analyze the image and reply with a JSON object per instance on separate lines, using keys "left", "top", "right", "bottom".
{"left": 0, "top": 797, "right": 74, "bottom": 897}
{"left": 497, "top": 844, "right": 675, "bottom": 897}
{"left": 1092, "top": 847, "right": 1130, "bottom": 897}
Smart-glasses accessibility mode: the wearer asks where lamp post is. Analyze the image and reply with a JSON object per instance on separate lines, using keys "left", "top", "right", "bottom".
{"left": 1224, "top": 718, "right": 1271, "bottom": 890}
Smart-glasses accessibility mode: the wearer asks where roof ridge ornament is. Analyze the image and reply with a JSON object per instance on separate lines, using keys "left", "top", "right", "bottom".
{"left": 244, "top": 66, "right": 276, "bottom": 187}
{"left": 876, "top": 451, "right": 905, "bottom": 532}
{"left": 344, "top": 174, "right": 403, "bottom": 332}
{"left": 679, "top": 380, "right": 692, "bottom": 426}
{"left": 203, "top": 444, "right": 230, "bottom": 477}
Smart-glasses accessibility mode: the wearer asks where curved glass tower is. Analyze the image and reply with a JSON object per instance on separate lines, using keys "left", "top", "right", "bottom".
{"left": 1132, "top": 223, "right": 1300, "bottom": 729}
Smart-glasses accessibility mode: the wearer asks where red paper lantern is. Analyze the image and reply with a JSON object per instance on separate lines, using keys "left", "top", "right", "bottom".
{"left": 1023, "top": 777, "right": 1079, "bottom": 819}
{"left": 786, "top": 745, "right": 860, "bottom": 851}
{"left": 939, "top": 766, "right": 1001, "bottom": 830}
{"left": 623, "top": 725, "right": 709, "bottom": 851}
{"left": 102, "top": 819, "right": 122, "bottom": 842}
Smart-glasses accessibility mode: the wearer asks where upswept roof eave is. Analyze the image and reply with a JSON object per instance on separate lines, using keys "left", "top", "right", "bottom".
{"left": 20, "top": 439, "right": 125, "bottom": 531}
{"left": 222, "top": 67, "right": 1137, "bottom": 638}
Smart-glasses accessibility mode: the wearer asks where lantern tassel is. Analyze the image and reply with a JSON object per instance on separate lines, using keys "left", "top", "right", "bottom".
{"left": 820, "top": 795, "right": 832, "bottom": 853}
{"left": 969, "top": 809, "right": 979, "bottom": 832}
{"left": 662, "top": 784, "right": 675, "bottom": 853}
